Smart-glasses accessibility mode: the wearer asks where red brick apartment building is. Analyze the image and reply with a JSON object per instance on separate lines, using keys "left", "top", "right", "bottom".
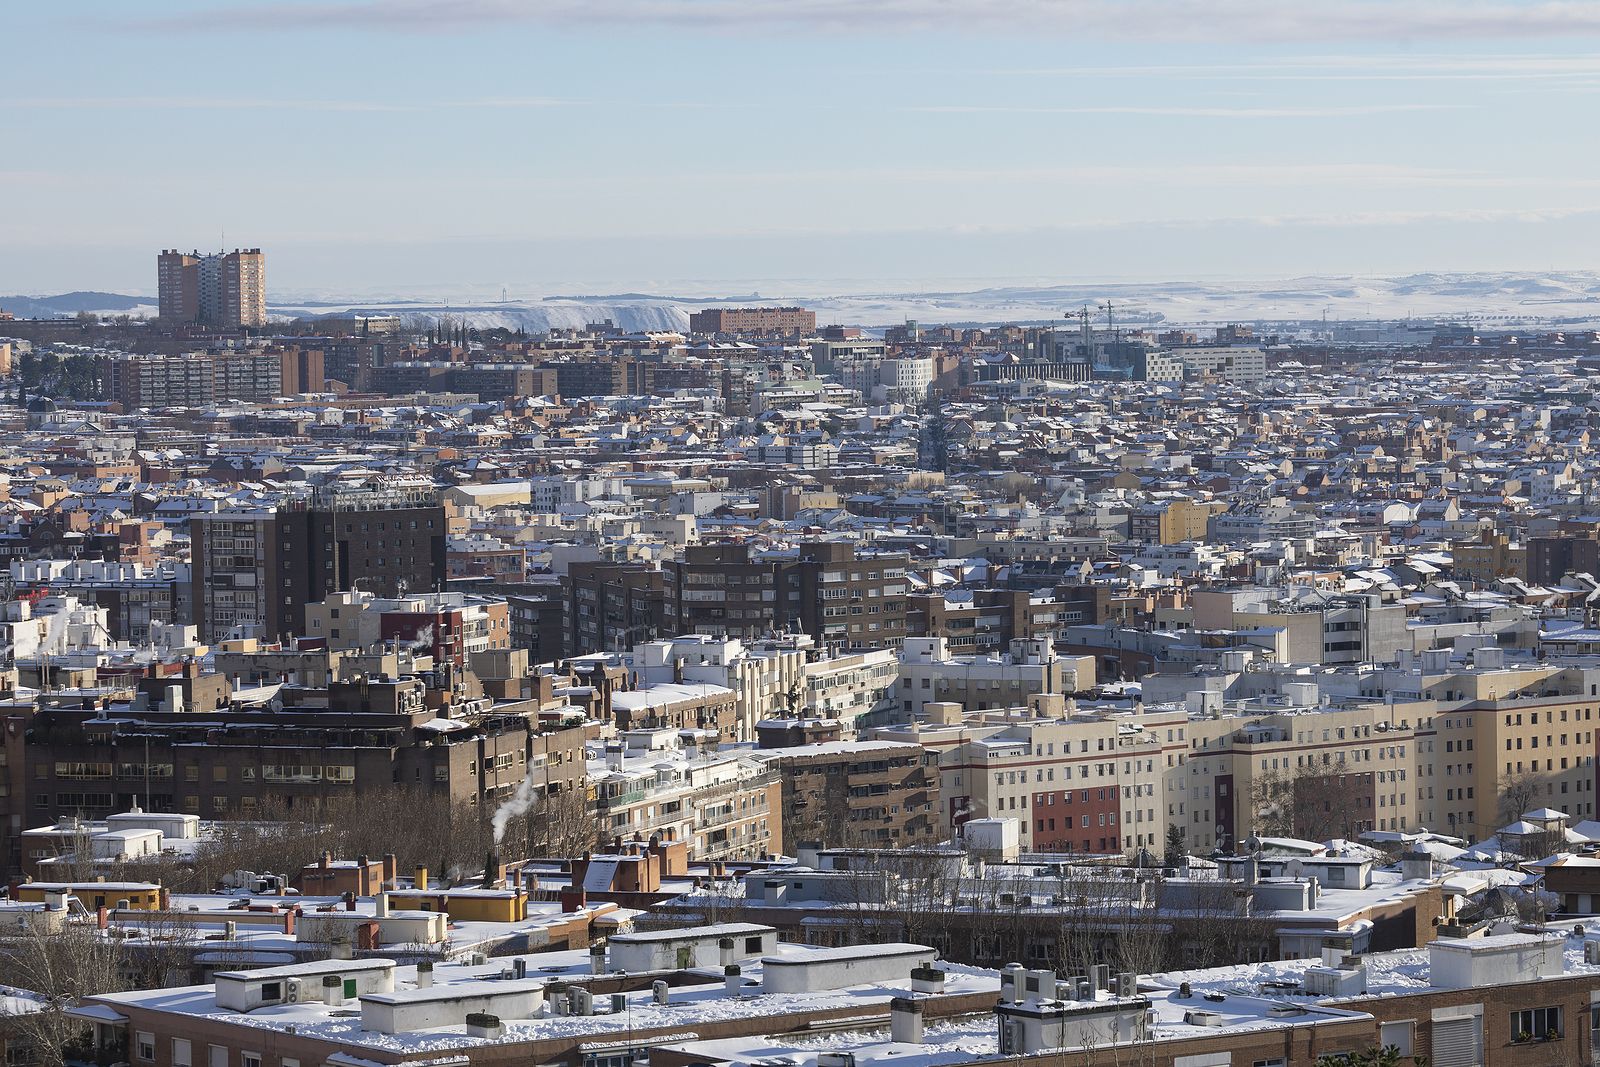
{"left": 688, "top": 307, "right": 816, "bottom": 336}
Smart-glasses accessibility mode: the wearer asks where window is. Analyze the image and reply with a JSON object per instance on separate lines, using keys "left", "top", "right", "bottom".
{"left": 1379, "top": 1020, "right": 1414, "bottom": 1057}
{"left": 172, "top": 1039, "right": 192, "bottom": 1067}
{"left": 1511, "top": 1006, "right": 1561, "bottom": 1041}
{"left": 242, "top": 1055, "right": 261, "bottom": 1067}
{"left": 136, "top": 1032, "right": 156, "bottom": 1061}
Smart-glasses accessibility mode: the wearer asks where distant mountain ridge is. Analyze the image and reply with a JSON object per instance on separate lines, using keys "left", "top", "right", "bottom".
{"left": 0, "top": 291, "right": 154, "bottom": 317}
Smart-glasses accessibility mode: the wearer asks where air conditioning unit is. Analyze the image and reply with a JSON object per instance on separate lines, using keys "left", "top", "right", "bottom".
{"left": 285, "top": 979, "right": 304, "bottom": 1003}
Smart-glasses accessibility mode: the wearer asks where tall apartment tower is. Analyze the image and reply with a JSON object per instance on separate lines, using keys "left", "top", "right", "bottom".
{"left": 157, "top": 248, "right": 266, "bottom": 328}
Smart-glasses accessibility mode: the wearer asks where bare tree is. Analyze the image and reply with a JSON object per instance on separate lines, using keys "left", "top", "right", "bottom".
{"left": 124, "top": 908, "right": 205, "bottom": 990}
{"left": 498, "top": 786, "right": 605, "bottom": 859}
{"left": 1498, "top": 770, "right": 1546, "bottom": 826}
{"left": 1252, "top": 765, "right": 1371, "bottom": 842}
{"left": 0, "top": 920, "right": 129, "bottom": 1067}
{"left": 781, "top": 771, "right": 858, "bottom": 855}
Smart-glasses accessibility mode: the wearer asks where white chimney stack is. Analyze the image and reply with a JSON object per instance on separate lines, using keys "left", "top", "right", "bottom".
{"left": 890, "top": 998, "right": 924, "bottom": 1044}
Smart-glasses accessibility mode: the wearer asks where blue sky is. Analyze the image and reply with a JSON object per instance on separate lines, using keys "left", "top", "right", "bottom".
{"left": 5, "top": 0, "right": 1600, "bottom": 297}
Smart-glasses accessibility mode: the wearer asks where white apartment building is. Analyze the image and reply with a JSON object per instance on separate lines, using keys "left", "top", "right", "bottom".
{"left": 1171, "top": 345, "right": 1268, "bottom": 383}
{"left": 897, "top": 637, "right": 1095, "bottom": 721}
{"left": 0, "top": 594, "right": 113, "bottom": 662}
{"left": 799, "top": 645, "right": 900, "bottom": 733}
{"left": 589, "top": 729, "right": 780, "bottom": 860}
{"left": 834, "top": 355, "right": 934, "bottom": 404}
{"left": 627, "top": 634, "right": 899, "bottom": 739}
{"left": 630, "top": 635, "right": 806, "bottom": 743}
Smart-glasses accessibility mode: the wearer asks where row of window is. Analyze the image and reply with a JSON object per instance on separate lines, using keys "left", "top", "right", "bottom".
{"left": 136, "top": 1032, "right": 293, "bottom": 1067}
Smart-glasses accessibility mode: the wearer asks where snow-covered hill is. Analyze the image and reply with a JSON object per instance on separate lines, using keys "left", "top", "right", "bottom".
{"left": 16, "top": 272, "right": 1600, "bottom": 332}
{"left": 271, "top": 273, "right": 1600, "bottom": 331}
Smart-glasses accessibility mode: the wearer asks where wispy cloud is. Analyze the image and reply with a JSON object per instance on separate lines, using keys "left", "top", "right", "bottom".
{"left": 1004, "top": 53, "right": 1600, "bottom": 81}
{"left": 130, "top": 1, "right": 1600, "bottom": 42}
{"left": 6, "top": 95, "right": 420, "bottom": 113}
{"left": 1, "top": 94, "right": 673, "bottom": 113}
{"left": 754, "top": 162, "right": 1600, "bottom": 190}
{"left": 905, "top": 103, "right": 1463, "bottom": 118}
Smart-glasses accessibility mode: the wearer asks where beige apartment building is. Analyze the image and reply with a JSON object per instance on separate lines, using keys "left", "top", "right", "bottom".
{"left": 934, "top": 696, "right": 1188, "bottom": 855}
{"left": 877, "top": 643, "right": 1600, "bottom": 860}
{"left": 1181, "top": 700, "right": 1417, "bottom": 853}
{"left": 1366, "top": 649, "right": 1600, "bottom": 842}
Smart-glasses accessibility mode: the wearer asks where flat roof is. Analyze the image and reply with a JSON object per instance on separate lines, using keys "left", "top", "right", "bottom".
{"left": 762, "top": 944, "right": 932, "bottom": 966}
{"left": 361, "top": 978, "right": 545, "bottom": 1006}
{"left": 612, "top": 922, "right": 773, "bottom": 943}
{"left": 214, "top": 958, "right": 396, "bottom": 982}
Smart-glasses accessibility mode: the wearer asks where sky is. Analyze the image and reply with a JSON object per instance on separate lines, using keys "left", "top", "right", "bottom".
{"left": 5, "top": 0, "right": 1600, "bottom": 298}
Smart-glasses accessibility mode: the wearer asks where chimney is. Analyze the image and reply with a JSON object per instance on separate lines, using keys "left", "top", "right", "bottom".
{"left": 382, "top": 853, "right": 398, "bottom": 889}
{"left": 724, "top": 964, "right": 742, "bottom": 997}
{"left": 890, "top": 998, "right": 924, "bottom": 1044}
{"left": 283, "top": 910, "right": 296, "bottom": 937}
{"left": 322, "top": 975, "right": 344, "bottom": 1006}
{"left": 96, "top": 906, "right": 108, "bottom": 930}
{"left": 910, "top": 967, "right": 946, "bottom": 995}
{"left": 344, "top": 892, "right": 357, "bottom": 912}
{"left": 416, "top": 961, "right": 434, "bottom": 989}
{"left": 1401, "top": 851, "right": 1434, "bottom": 882}
{"left": 375, "top": 893, "right": 390, "bottom": 919}
{"left": 414, "top": 865, "right": 429, "bottom": 891}
{"left": 590, "top": 943, "right": 607, "bottom": 975}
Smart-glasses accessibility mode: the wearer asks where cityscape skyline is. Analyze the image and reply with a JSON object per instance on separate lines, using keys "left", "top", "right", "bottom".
{"left": 8, "top": 5, "right": 1600, "bottom": 1065}
{"left": 7, "top": 2, "right": 1600, "bottom": 293}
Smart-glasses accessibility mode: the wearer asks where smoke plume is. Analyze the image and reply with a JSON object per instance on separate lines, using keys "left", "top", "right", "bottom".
{"left": 491, "top": 773, "right": 539, "bottom": 844}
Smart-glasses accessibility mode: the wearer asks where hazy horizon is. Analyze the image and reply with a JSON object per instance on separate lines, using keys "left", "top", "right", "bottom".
{"left": 7, "top": 1, "right": 1600, "bottom": 295}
